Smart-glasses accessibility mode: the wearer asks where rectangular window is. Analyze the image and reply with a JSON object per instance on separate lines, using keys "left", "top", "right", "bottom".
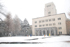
{"left": 48, "top": 12, "right": 51, "bottom": 14}
{"left": 47, "top": 5, "right": 51, "bottom": 7}
{"left": 58, "top": 27, "right": 62, "bottom": 29}
{"left": 39, "top": 25, "right": 41, "bottom": 27}
{"left": 35, "top": 25, "right": 37, "bottom": 27}
{"left": 49, "top": 19, "right": 51, "bottom": 21}
{"left": 46, "top": 24, "right": 48, "bottom": 26}
{"left": 58, "top": 22, "right": 61, "bottom": 25}
{"left": 59, "top": 32, "right": 62, "bottom": 34}
{"left": 42, "top": 20, "right": 44, "bottom": 22}
{"left": 58, "top": 18, "right": 61, "bottom": 20}
{"left": 39, "top": 21, "right": 41, "bottom": 23}
{"left": 52, "top": 18, "right": 55, "bottom": 21}
{"left": 35, "top": 21, "right": 37, "bottom": 23}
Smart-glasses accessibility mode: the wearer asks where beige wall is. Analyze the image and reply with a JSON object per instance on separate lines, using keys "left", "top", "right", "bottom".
{"left": 32, "top": 13, "right": 67, "bottom": 35}
{"left": 44, "top": 2, "right": 57, "bottom": 16}
{"left": 66, "top": 20, "right": 70, "bottom": 34}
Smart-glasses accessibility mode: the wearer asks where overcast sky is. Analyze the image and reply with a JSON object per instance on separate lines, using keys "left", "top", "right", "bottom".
{"left": 0, "top": 0, "right": 70, "bottom": 25}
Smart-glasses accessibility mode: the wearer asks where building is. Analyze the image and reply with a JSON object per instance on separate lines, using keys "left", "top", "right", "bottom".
{"left": 32, "top": 2, "right": 70, "bottom": 36}
{"left": 44, "top": 2, "right": 57, "bottom": 16}
{"left": 66, "top": 19, "right": 70, "bottom": 35}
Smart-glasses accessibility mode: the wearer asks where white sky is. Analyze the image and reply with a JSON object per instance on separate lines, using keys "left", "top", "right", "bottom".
{"left": 0, "top": 0, "right": 70, "bottom": 25}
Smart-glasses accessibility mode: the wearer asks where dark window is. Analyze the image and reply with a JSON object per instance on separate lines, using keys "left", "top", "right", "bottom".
{"left": 47, "top": 30, "right": 49, "bottom": 35}
{"left": 43, "top": 31, "right": 45, "bottom": 35}
{"left": 48, "top": 12, "right": 51, "bottom": 14}
{"left": 58, "top": 18, "right": 61, "bottom": 20}
{"left": 42, "top": 20, "right": 44, "bottom": 22}
{"left": 51, "top": 30, "right": 54, "bottom": 35}
{"left": 40, "top": 31, "right": 42, "bottom": 36}
{"left": 47, "top": 5, "right": 51, "bottom": 7}
{"left": 35, "top": 21, "right": 37, "bottom": 23}
{"left": 49, "top": 19, "right": 51, "bottom": 21}
{"left": 58, "top": 27, "right": 62, "bottom": 29}
{"left": 39, "top": 25, "right": 41, "bottom": 27}
{"left": 39, "top": 21, "right": 41, "bottom": 23}
{"left": 46, "top": 24, "right": 48, "bottom": 26}
{"left": 59, "top": 32, "right": 62, "bottom": 34}
{"left": 58, "top": 22, "right": 61, "bottom": 25}
{"left": 52, "top": 19, "right": 55, "bottom": 21}
{"left": 35, "top": 25, "right": 37, "bottom": 27}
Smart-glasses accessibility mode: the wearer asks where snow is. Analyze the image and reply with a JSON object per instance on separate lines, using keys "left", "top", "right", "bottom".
{"left": 0, "top": 36, "right": 70, "bottom": 47}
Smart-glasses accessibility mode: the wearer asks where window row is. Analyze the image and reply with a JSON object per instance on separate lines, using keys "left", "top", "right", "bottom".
{"left": 35, "top": 18, "right": 61, "bottom": 23}
{"left": 35, "top": 25, "right": 62, "bottom": 30}
{"left": 35, "top": 22, "right": 61, "bottom": 27}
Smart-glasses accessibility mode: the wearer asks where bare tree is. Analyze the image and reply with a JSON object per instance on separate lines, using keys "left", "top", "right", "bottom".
{"left": 4, "top": 13, "right": 14, "bottom": 36}
{"left": 13, "top": 15, "right": 21, "bottom": 35}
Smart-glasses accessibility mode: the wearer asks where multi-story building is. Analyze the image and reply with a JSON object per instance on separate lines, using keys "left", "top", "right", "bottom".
{"left": 44, "top": 2, "right": 57, "bottom": 16}
{"left": 66, "top": 19, "right": 70, "bottom": 35}
{"left": 32, "top": 2, "right": 70, "bottom": 36}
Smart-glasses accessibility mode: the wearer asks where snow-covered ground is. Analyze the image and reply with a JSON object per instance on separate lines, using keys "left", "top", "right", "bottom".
{"left": 0, "top": 35, "right": 70, "bottom": 47}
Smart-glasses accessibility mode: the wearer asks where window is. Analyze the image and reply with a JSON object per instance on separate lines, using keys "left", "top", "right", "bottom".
{"left": 47, "top": 5, "right": 51, "bottom": 7}
{"left": 42, "top": 20, "right": 44, "bottom": 22}
{"left": 58, "top": 27, "right": 62, "bottom": 29}
{"left": 46, "top": 24, "right": 48, "bottom": 26}
{"left": 46, "top": 20, "right": 48, "bottom": 22}
{"left": 49, "top": 19, "right": 51, "bottom": 21}
{"left": 58, "top": 18, "right": 61, "bottom": 20}
{"left": 43, "top": 31, "right": 45, "bottom": 35}
{"left": 35, "top": 21, "right": 37, "bottom": 23}
{"left": 35, "top": 25, "right": 37, "bottom": 27}
{"left": 48, "top": 12, "right": 51, "bottom": 14}
{"left": 39, "top": 21, "right": 41, "bottom": 23}
{"left": 59, "top": 32, "right": 62, "bottom": 34}
{"left": 39, "top": 25, "right": 41, "bottom": 27}
{"left": 49, "top": 24, "right": 52, "bottom": 26}
{"left": 53, "top": 23, "right": 55, "bottom": 25}
{"left": 52, "top": 19, "right": 55, "bottom": 21}
{"left": 58, "top": 22, "right": 61, "bottom": 25}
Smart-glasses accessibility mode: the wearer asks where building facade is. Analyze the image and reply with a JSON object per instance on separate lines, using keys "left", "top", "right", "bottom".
{"left": 32, "top": 13, "right": 67, "bottom": 36}
{"left": 32, "top": 2, "right": 69, "bottom": 36}
{"left": 44, "top": 2, "right": 57, "bottom": 16}
{"left": 66, "top": 19, "right": 70, "bottom": 35}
